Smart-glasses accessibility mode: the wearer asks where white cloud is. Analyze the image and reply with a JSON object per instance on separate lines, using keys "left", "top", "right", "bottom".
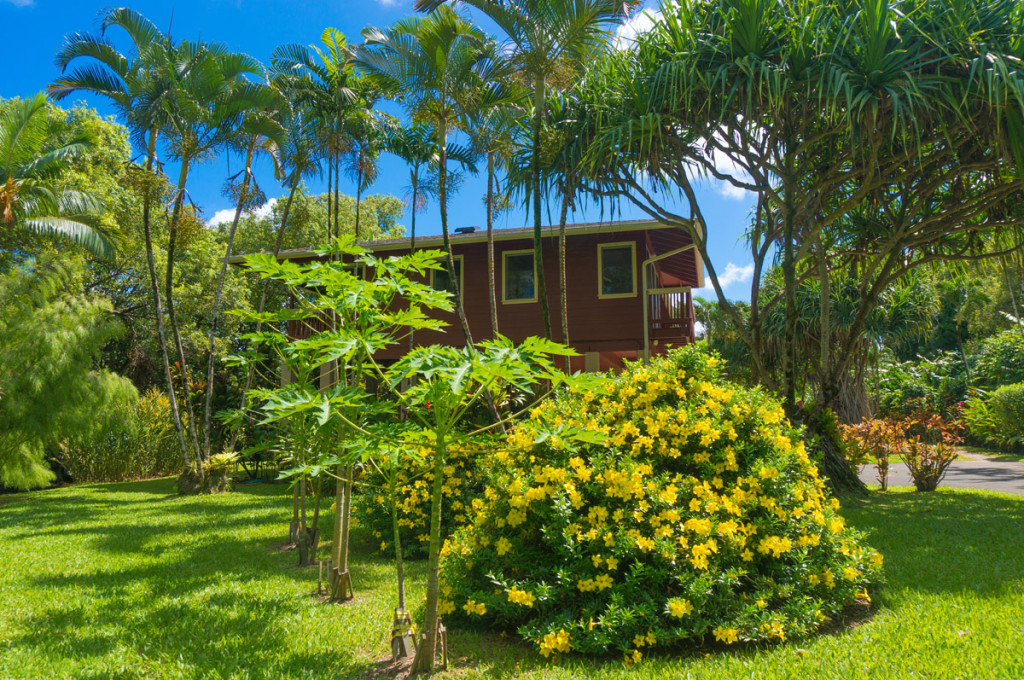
{"left": 376, "top": 0, "right": 401, "bottom": 5}
{"left": 207, "top": 198, "right": 277, "bottom": 227}
{"left": 615, "top": 8, "right": 662, "bottom": 48}
{"left": 692, "top": 262, "right": 755, "bottom": 299}
{"left": 2, "top": 0, "right": 35, "bottom": 6}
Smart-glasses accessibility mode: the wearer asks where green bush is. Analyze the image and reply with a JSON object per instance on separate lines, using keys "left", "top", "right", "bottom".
{"left": 873, "top": 351, "right": 967, "bottom": 417}
{"left": 964, "top": 386, "right": 1024, "bottom": 451}
{"left": 989, "top": 383, "right": 1024, "bottom": 439}
{"left": 972, "top": 331, "right": 1024, "bottom": 389}
{"left": 437, "top": 347, "right": 883, "bottom": 661}
{"left": 353, "top": 444, "right": 486, "bottom": 558}
{"left": 56, "top": 388, "right": 183, "bottom": 483}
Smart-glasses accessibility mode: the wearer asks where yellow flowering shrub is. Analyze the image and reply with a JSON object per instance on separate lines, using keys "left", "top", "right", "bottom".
{"left": 353, "top": 444, "right": 485, "bottom": 558}
{"left": 437, "top": 347, "right": 883, "bottom": 658}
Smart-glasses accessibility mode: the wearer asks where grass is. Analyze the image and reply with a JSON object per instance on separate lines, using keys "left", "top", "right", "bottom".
{"left": 1, "top": 481, "right": 1023, "bottom": 679}
{"left": 961, "top": 444, "right": 1024, "bottom": 463}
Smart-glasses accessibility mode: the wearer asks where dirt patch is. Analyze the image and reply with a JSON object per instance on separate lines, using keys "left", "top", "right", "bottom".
{"left": 820, "top": 598, "right": 875, "bottom": 636}
{"left": 362, "top": 655, "right": 414, "bottom": 679}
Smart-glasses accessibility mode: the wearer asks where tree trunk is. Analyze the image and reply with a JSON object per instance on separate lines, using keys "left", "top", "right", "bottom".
{"left": 326, "top": 158, "right": 333, "bottom": 240}
{"left": 340, "top": 465, "right": 353, "bottom": 572}
{"left": 390, "top": 472, "right": 407, "bottom": 611}
{"left": 202, "top": 143, "right": 255, "bottom": 459}
{"left": 409, "top": 433, "right": 447, "bottom": 675}
{"left": 532, "top": 78, "right": 552, "bottom": 340}
{"left": 816, "top": 233, "right": 831, "bottom": 404}
{"left": 165, "top": 160, "right": 203, "bottom": 464}
{"left": 290, "top": 481, "right": 300, "bottom": 544}
{"left": 438, "top": 122, "right": 474, "bottom": 345}
{"left": 227, "top": 182, "right": 298, "bottom": 453}
{"left": 355, "top": 160, "right": 363, "bottom": 241}
{"left": 298, "top": 476, "right": 310, "bottom": 566}
{"left": 557, "top": 186, "right": 571, "bottom": 369}
{"left": 142, "top": 129, "right": 193, "bottom": 471}
{"left": 486, "top": 151, "right": 499, "bottom": 338}
{"left": 781, "top": 169, "right": 798, "bottom": 416}
{"left": 408, "top": 174, "right": 419, "bottom": 354}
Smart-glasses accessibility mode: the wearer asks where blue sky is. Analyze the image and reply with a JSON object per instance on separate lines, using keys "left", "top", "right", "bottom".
{"left": 0, "top": 0, "right": 757, "bottom": 299}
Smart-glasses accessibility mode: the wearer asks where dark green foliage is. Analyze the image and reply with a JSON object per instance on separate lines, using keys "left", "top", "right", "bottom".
{"left": 972, "top": 331, "right": 1024, "bottom": 389}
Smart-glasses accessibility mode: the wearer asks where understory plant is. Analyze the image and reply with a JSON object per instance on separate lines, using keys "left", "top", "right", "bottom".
{"left": 841, "top": 418, "right": 905, "bottom": 490}
{"left": 56, "top": 388, "right": 182, "bottom": 483}
{"left": 963, "top": 387, "right": 1024, "bottom": 452}
{"left": 438, "top": 347, "right": 884, "bottom": 661}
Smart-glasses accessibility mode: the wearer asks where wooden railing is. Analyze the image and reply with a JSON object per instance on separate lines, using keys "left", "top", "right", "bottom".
{"left": 648, "top": 290, "right": 696, "bottom": 344}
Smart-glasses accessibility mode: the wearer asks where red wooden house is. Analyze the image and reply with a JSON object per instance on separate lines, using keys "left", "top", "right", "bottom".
{"left": 238, "top": 219, "right": 703, "bottom": 372}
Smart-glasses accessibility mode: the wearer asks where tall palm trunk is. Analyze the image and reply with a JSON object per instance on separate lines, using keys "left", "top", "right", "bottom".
{"left": 142, "top": 128, "right": 193, "bottom": 470}
{"left": 355, "top": 160, "right": 364, "bottom": 240}
{"left": 486, "top": 150, "right": 499, "bottom": 338}
{"left": 557, "top": 185, "right": 571, "bottom": 368}
{"left": 334, "top": 150, "right": 341, "bottom": 239}
{"left": 410, "top": 170, "right": 419, "bottom": 252}
{"left": 408, "top": 170, "right": 420, "bottom": 354}
{"left": 438, "top": 123, "right": 473, "bottom": 344}
{"left": 532, "top": 79, "right": 552, "bottom": 340}
{"left": 202, "top": 143, "right": 255, "bottom": 458}
{"left": 227, "top": 181, "right": 299, "bottom": 454}
{"left": 165, "top": 160, "right": 203, "bottom": 464}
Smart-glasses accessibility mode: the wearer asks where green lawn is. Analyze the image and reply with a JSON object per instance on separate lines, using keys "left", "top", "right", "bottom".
{"left": 961, "top": 444, "right": 1024, "bottom": 463}
{"left": 1, "top": 481, "right": 1023, "bottom": 679}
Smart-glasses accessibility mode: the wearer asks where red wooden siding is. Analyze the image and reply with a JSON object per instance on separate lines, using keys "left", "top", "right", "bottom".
{"left": 282, "top": 222, "right": 701, "bottom": 365}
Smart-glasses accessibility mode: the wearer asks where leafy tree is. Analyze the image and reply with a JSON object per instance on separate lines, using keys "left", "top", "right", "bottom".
{"left": 0, "top": 94, "right": 112, "bottom": 259}
{"left": 50, "top": 7, "right": 197, "bottom": 471}
{"left": 0, "top": 258, "right": 136, "bottom": 489}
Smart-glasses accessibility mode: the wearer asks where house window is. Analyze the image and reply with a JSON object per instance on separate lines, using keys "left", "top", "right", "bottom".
{"left": 502, "top": 250, "right": 537, "bottom": 303}
{"left": 598, "top": 242, "right": 637, "bottom": 298}
{"left": 431, "top": 255, "right": 463, "bottom": 298}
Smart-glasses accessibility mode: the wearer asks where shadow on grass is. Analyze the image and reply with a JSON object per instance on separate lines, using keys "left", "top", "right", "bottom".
{"left": 3, "top": 478, "right": 395, "bottom": 679}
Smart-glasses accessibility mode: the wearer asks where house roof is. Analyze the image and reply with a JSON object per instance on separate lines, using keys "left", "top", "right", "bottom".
{"left": 227, "top": 218, "right": 692, "bottom": 264}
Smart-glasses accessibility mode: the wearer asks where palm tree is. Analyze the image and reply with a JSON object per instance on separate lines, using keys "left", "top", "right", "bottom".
{"left": 158, "top": 40, "right": 268, "bottom": 462}
{"left": 48, "top": 7, "right": 196, "bottom": 472}
{"left": 226, "top": 94, "right": 323, "bottom": 455}
{"left": 414, "top": 0, "right": 639, "bottom": 339}
{"left": 201, "top": 84, "right": 286, "bottom": 460}
{"left": 271, "top": 28, "right": 358, "bottom": 244}
{"left": 387, "top": 122, "right": 479, "bottom": 249}
{"left": 352, "top": 9, "right": 500, "bottom": 670}
{"left": 0, "top": 94, "right": 112, "bottom": 259}
{"left": 468, "top": 84, "right": 520, "bottom": 338}
{"left": 355, "top": 7, "right": 500, "bottom": 347}
{"left": 340, "top": 80, "right": 394, "bottom": 240}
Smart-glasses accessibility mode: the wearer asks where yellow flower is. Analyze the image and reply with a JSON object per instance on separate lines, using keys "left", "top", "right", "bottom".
{"left": 507, "top": 586, "right": 536, "bottom": 607}
{"left": 606, "top": 556, "right": 619, "bottom": 570}
{"left": 713, "top": 626, "right": 740, "bottom": 644}
{"left": 594, "top": 573, "right": 614, "bottom": 591}
{"left": 538, "top": 629, "right": 572, "bottom": 657}
{"left": 462, "top": 599, "right": 486, "bottom": 616}
{"left": 668, "top": 598, "right": 693, "bottom": 618}
{"left": 495, "top": 537, "right": 512, "bottom": 556}
{"left": 438, "top": 599, "right": 455, "bottom": 615}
